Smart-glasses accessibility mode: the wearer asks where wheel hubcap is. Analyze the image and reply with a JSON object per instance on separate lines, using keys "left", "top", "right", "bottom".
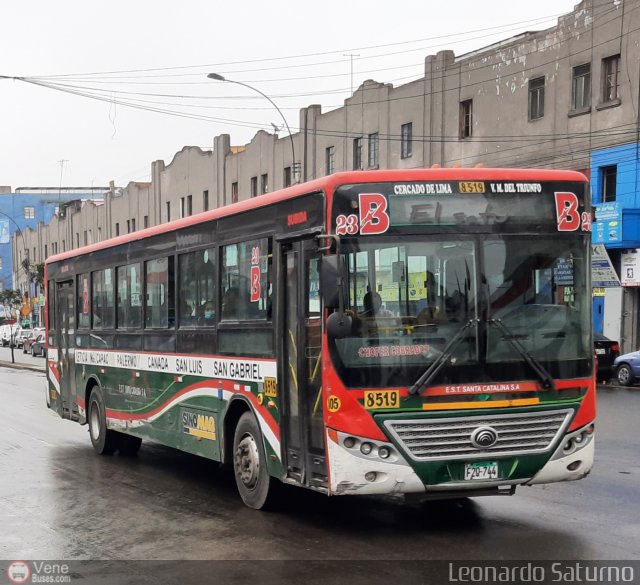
{"left": 235, "top": 434, "right": 260, "bottom": 489}
{"left": 619, "top": 368, "right": 629, "bottom": 383}
{"left": 89, "top": 402, "right": 101, "bottom": 441}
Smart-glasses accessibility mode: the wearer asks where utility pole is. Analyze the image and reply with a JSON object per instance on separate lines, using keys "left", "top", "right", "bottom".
{"left": 343, "top": 53, "right": 360, "bottom": 94}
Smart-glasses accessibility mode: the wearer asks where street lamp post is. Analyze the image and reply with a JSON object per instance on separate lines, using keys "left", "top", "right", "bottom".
{"left": 207, "top": 73, "right": 298, "bottom": 185}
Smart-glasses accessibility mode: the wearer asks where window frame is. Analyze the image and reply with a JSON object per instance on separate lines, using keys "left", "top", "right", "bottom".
{"left": 528, "top": 76, "right": 545, "bottom": 121}
{"left": 601, "top": 165, "right": 617, "bottom": 203}
{"left": 459, "top": 100, "right": 473, "bottom": 139}
{"left": 571, "top": 63, "right": 591, "bottom": 111}
{"left": 401, "top": 122, "right": 413, "bottom": 159}
{"left": 368, "top": 132, "right": 379, "bottom": 168}
{"left": 326, "top": 145, "right": 335, "bottom": 175}
{"left": 602, "top": 54, "right": 620, "bottom": 103}
{"left": 353, "top": 137, "right": 363, "bottom": 170}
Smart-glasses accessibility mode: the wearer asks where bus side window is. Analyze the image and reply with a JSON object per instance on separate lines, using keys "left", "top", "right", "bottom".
{"left": 145, "top": 257, "right": 174, "bottom": 329}
{"left": 179, "top": 248, "right": 216, "bottom": 327}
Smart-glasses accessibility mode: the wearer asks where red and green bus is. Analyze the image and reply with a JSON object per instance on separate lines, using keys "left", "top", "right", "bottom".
{"left": 45, "top": 168, "right": 595, "bottom": 509}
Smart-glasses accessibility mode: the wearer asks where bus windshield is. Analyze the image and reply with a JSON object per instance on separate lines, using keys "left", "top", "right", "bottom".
{"left": 329, "top": 235, "right": 591, "bottom": 388}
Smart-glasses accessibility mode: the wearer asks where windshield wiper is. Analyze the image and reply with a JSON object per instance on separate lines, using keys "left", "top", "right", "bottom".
{"left": 409, "top": 319, "right": 479, "bottom": 395}
{"left": 487, "top": 318, "right": 555, "bottom": 390}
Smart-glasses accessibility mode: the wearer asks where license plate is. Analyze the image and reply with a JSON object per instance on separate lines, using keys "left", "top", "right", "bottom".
{"left": 595, "top": 348, "right": 606, "bottom": 355}
{"left": 464, "top": 461, "right": 498, "bottom": 480}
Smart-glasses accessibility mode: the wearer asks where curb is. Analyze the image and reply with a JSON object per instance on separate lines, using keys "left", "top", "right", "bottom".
{"left": 0, "top": 360, "right": 46, "bottom": 373}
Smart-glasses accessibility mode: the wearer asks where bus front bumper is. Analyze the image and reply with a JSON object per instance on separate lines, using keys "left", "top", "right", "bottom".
{"left": 326, "top": 424, "right": 595, "bottom": 496}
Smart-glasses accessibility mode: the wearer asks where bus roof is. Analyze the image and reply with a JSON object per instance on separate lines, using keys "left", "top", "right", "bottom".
{"left": 46, "top": 167, "right": 587, "bottom": 265}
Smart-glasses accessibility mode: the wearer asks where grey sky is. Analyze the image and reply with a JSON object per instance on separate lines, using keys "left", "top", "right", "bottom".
{"left": 1, "top": 0, "right": 579, "bottom": 189}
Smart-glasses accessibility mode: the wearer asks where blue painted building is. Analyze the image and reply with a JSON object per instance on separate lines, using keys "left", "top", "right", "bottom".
{"left": 591, "top": 142, "right": 640, "bottom": 349}
{"left": 0, "top": 188, "right": 106, "bottom": 293}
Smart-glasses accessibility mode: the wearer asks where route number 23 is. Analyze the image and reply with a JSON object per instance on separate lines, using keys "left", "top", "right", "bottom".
{"left": 336, "top": 193, "right": 390, "bottom": 236}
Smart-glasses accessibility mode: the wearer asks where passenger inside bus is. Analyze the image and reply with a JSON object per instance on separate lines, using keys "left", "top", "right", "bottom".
{"left": 222, "top": 287, "right": 241, "bottom": 319}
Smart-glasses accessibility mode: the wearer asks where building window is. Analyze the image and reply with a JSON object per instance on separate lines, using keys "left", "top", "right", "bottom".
{"left": 261, "top": 173, "right": 268, "bottom": 195}
{"left": 131, "top": 219, "right": 136, "bottom": 232}
{"left": 44, "top": 245, "right": 48, "bottom": 259}
{"left": 572, "top": 64, "right": 591, "bottom": 110}
{"left": 83, "top": 231, "right": 88, "bottom": 246}
{"left": 326, "top": 146, "right": 335, "bottom": 175}
{"left": 283, "top": 167, "right": 292, "bottom": 188}
{"left": 460, "top": 100, "right": 473, "bottom": 138}
{"left": 602, "top": 55, "right": 620, "bottom": 102}
{"left": 368, "top": 133, "right": 379, "bottom": 168}
{"left": 115, "top": 223, "right": 120, "bottom": 237}
{"left": 166, "top": 201, "right": 171, "bottom": 222}
{"left": 528, "top": 76, "right": 545, "bottom": 120}
{"left": 602, "top": 166, "right": 617, "bottom": 203}
{"left": 187, "top": 195, "right": 192, "bottom": 216}
{"left": 203, "top": 190, "right": 209, "bottom": 212}
{"left": 24, "top": 207, "right": 35, "bottom": 219}
{"left": 401, "top": 123, "right": 412, "bottom": 159}
{"left": 250, "top": 176, "right": 258, "bottom": 198}
{"left": 98, "top": 227, "right": 102, "bottom": 240}
{"left": 126, "top": 220, "right": 131, "bottom": 233}
{"left": 143, "top": 216, "right": 149, "bottom": 229}
{"left": 76, "top": 233, "right": 80, "bottom": 248}
{"left": 353, "top": 137, "right": 363, "bottom": 170}
{"left": 232, "top": 182, "right": 239, "bottom": 203}
{"left": 179, "top": 197, "right": 185, "bottom": 219}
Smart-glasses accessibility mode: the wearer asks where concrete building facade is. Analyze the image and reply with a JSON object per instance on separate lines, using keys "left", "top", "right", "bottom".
{"left": 13, "top": 0, "right": 640, "bottom": 345}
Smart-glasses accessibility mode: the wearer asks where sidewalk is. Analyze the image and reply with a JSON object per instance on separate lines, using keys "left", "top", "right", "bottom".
{"left": 0, "top": 347, "right": 46, "bottom": 373}
{"left": 0, "top": 359, "right": 45, "bottom": 373}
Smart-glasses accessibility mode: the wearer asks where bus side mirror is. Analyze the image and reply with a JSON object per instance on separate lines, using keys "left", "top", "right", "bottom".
{"left": 320, "top": 255, "right": 341, "bottom": 309}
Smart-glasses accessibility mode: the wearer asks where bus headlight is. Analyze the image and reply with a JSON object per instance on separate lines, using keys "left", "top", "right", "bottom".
{"left": 360, "top": 442, "right": 373, "bottom": 455}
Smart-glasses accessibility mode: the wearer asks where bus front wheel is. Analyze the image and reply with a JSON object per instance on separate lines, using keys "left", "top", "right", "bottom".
{"left": 88, "top": 387, "right": 119, "bottom": 455}
{"left": 233, "top": 412, "right": 271, "bottom": 509}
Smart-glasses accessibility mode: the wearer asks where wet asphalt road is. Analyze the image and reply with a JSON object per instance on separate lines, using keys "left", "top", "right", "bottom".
{"left": 0, "top": 367, "right": 638, "bottom": 562}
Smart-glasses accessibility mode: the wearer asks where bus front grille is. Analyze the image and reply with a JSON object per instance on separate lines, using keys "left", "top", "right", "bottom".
{"left": 384, "top": 409, "right": 573, "bottom": 461}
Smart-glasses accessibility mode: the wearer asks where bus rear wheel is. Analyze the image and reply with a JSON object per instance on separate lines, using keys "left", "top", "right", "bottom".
{"left": 233, "top": 412, "right": 271, "bottom": 509}
{"left": 88, "top": 387, "right": 119, "bottom": 455}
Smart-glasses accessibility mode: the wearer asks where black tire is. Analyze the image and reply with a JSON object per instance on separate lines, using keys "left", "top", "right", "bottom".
{"left": 23, "top": 346, "right": 27, "bottom": 354}
{"left": 617, "top": 364, "right": 634, "bottom": 386}
{"left": 118, "top": 433, "right": 142, "bottom": 456}
{"left": 233, "top": 411, "right": 272, "bottom": 509}
{"left": 88, "top": 386, "right": 119, "bottom": 455}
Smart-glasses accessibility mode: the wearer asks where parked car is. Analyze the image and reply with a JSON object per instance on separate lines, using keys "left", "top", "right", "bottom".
{"left": 14, "top": 328, "right": 35, "bottom": 349}
{"left": 594, "top": 332, "right": 620, "bottom": 382}
{"left": 23, "top": 330, "right": 44, "bottom": 354}
{"left": 30, "top": 333, "right": 46, "bottom": 357}
{"left": 613, "top": 350, "right": 640, "bottom": 386}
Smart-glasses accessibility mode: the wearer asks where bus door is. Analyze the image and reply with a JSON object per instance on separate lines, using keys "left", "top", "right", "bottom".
{"left": 280, "top": 239, "right": 327, "bottom": 488}
{"left": 55, "top": 280, "right": 77, "bottom": 420}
